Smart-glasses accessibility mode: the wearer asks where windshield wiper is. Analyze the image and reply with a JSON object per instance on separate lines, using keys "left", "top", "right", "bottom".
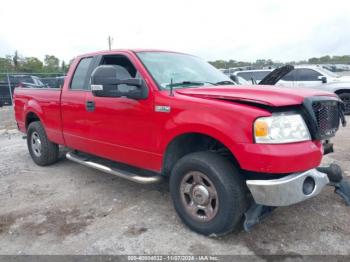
{"left": 166, "top": 81, "right": 217, "bottom": 88}
{"left": 215, "top": 80, "right": 235, "bottom": 85}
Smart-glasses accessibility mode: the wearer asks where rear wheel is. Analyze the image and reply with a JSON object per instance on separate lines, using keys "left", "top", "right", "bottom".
{"left": 339, "top": 93, "right": 350, "bottom": 115}
{"left": 170, "top": 151, "right": 247, "bottom": 236}
{"left": 27, "top": 121, "right": 59, "bottom": 166}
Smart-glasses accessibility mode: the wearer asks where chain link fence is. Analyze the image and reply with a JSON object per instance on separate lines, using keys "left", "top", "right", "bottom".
{"left": 0, "top": 72, "right": 65, "bottom": 106}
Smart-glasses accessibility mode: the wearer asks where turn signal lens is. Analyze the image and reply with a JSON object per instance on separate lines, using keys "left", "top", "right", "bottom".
{"left": 254, "top": 120, "right": 269, "bottom": 137}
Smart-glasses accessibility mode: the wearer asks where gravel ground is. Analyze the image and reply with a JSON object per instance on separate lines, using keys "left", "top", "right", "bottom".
{"left": 0, "top": 106, "right": 15, "bottom": 130}
{"left": 0, "top": 106, "right": 350, "bottom": 256}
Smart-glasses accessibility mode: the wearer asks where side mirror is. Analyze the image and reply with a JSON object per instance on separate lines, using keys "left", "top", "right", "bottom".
{"left": 318, "top": 76, "right": 327, "bottom": 84}
{"left": 91, "top": 65, "right": 148, "bottom": 99}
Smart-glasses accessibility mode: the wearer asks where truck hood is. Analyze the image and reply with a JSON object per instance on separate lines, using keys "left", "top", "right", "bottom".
{"left": 176, "top": 86, "right": 338, "bottom": 107}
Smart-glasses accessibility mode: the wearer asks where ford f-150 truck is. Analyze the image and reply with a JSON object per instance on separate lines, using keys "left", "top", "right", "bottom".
{"left": 13, "top": 50, "right": 349, "bottom": 236}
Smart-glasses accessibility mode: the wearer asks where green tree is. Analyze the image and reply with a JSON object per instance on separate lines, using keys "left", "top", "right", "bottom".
{"left": 308, "top": 57, "right": 320, "bottom": 64}
{"left": 319, "top": 55, "right": 331, "bottom": 63}
{"left": 332, "top": 55, "right": 350, "bottom": 64}
{"left": 209, "top": 60, "right": 227, "bottom": 69}
{"left": 0, "top": 55, "right": 13, "bottom": 72}
{"left": 21, "top": 57, "right": 43, "bottom": 72}
{"left": 13, "top": 50, "right": 19, "bottom": 70}
{"left": 255, "top": 59, "right": 269, "bottom": 66}
{"left": 44, "top": 55, "right": 60, "bottom": 72}
{"left": 209, "top": 59, "right": 251, "bottom": 69}
{"left": 61, "top": 60, "right": 68, "bottom": 73}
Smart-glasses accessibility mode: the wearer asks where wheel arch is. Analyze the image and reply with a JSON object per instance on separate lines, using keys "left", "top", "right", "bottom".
{"left": 23, "top": 98, "right": 45, "bottom": 131}
{"left": 162, "top": 132, "right": 241, "bottom": 176}
{"left": 25, "top": 111, "right": 42, "bottom": 130}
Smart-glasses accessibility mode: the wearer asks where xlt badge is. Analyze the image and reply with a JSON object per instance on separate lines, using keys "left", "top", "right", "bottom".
{"left": 155, "top": 105, "right": 171, "bottom": 113}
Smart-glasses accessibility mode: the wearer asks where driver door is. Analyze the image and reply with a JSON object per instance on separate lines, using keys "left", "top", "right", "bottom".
{"left": 84, "top": 53, "right": 159, "bottom": 171}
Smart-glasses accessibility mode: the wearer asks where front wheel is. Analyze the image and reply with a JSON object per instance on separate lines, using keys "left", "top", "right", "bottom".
{"left": 27, "top": 121, "right": 59, "bottom": 166}
{"left": 170, "top": 151, "right": 247, "bottom": 236}
{"left": 339, "top": 93, "right": 350, "bottom": 115}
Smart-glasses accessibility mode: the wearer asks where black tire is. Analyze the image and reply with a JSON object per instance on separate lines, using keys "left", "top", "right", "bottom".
{"left": 27, "top": 121, "right": 59, "bottom": 166}
{"left": 170, "top": 151, "right": 247, "bottom": 236}
{"left": 339, "top": 93, "right": 350, "bottom": 115}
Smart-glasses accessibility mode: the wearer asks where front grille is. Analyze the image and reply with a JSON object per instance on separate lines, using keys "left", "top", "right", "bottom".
{"left": 312, "top": 100, "right": 340, "bottom": 139}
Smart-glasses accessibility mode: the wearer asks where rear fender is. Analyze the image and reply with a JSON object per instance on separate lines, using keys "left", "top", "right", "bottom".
{"left": 24, "top": 99, "right": 44, "bottom": 130}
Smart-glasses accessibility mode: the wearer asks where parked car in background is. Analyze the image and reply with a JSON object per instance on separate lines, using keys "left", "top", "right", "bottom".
{"left": 232, "top": 69, "right": 273, "bottom": 84}
{"left": 0, "top": 75, "right": 65, "bottom": 106}
{"left": 40, "top": 76, "right": 66, "bottom": 88}
{"left": 229, "top": 74, "right": 251, "bottom": 85}
{"left": 9, "top": 75, "right": 46, "bottom": 88}
{"left": 275, "top": 65, "right": 350, "bottom": 88}
{"left": 0, "top": 81, "right": 13, "bottom": 105}
{"left": 220, "top": 66, "right": 258, "bottom": 76}
{"left": 56, "top": 76, "right": 65, "bottom": 88}
{"left": 259, "top": 65, "right": 350, "bottom": 114}
{"left": 322, "top": 64, "right": 350, "bottom": 72}
{"left": 320, "top": 82, "right": 350, "bottom": 114}
{"left": 40, "top": 77, "right": 58, "bottom": 88}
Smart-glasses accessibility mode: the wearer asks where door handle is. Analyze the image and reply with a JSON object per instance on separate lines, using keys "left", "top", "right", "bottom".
{"left": 86, "top": 100, "right": 95, "bottom": 112}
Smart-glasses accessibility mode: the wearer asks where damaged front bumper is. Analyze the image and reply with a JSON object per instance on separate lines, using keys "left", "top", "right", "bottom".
{"left": 246, "top": 169, "right": 329, "bottom": 206}
{"left": 244, "top": 164, "right": 350, "bottom": 231}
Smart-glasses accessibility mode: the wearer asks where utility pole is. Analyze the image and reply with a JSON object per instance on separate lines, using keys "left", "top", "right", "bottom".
{"left": 108, "top": 36, "right": 113, "bottom": 50}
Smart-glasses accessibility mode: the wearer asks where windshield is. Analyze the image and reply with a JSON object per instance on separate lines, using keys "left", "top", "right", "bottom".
{"left": 137, "top": 52, "right": 232, "bottom": 89}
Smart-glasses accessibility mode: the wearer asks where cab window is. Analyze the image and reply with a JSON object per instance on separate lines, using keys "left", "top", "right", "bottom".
{"left": 70, "top": 57, "right": 93, "bottom": 90}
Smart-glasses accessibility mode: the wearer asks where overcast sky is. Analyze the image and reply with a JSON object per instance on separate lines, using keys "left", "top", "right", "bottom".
{"left": 0, "top": 0, "right": 349, "bottom": 63}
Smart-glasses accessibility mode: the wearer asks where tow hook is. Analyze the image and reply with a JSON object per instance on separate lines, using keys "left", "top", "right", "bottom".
{"left": 243, "top": 204, "right": 275, "bottom": 232}
{"left": 317, "top": 164, "right": 350, "bottom": 206}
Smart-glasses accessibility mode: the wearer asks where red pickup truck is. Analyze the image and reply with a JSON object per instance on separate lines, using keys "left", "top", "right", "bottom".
{"left": 13, "top": 50, "right": 349, "bottom": 236}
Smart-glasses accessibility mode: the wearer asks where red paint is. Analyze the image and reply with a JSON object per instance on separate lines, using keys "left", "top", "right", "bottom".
{"left": 13, "top": 50, "right": 335, "bottom": 174}
{"left": 176, "top": 86, "right": 338, "bottom": 107}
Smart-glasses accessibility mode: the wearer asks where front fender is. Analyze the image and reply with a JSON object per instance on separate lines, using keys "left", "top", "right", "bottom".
{"left": 158, "top": 107, "right": 263, "bottom": 159}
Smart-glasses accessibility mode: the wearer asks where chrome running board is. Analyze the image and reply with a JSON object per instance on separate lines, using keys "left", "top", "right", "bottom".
{"left": 66, "top": 151, "right": 163, "bottom": 184}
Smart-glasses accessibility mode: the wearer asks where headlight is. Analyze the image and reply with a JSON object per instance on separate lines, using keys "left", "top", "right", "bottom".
{"left": 254, "top": 113, "right": 311, "bottom": 144}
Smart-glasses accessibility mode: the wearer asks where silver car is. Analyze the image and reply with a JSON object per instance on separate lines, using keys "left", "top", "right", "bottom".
{"left": 258, "top": 65, "right": 350, "bottom": 114}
